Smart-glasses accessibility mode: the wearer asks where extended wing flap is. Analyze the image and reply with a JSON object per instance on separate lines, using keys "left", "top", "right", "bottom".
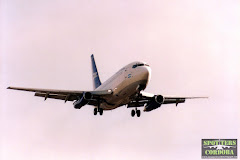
{"left": 35, "top": 93, "right": 77, "bottom": 101}
{"left": 164, "top": 96, "right": 207, "bottom": 106}
{"left": 163, "top": 98, "right": 185, "bottom": 104}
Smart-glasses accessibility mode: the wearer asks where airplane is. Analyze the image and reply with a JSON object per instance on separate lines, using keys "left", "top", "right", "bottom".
{"left": 7, "top": 54, "right": 207, "bottom": 117}
{"left": 204, "top": 145, "right": 236, "bottom": 150}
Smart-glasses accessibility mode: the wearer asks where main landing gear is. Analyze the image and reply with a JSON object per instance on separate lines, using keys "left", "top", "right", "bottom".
{"left": 94, "top": 97, "right": 103, "bottom": 116}
{"left": 94, "top": 108, "right": 103, "bottom": 116}
{"left": 131, "top": 108, "right": 141, "bottom": 117}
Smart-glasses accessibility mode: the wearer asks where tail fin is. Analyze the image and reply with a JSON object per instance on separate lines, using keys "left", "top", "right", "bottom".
{"left": 91, "top": 54, "right": 102, "bottom": 89}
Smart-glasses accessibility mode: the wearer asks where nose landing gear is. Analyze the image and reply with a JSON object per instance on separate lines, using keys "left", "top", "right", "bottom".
{"left": 131, "top": 108, "right": 141, "bottom": 117}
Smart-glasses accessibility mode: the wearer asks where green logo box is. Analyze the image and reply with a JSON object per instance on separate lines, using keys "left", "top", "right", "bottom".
{"left": 202, "top": 139, "right": 237, "bottom": 159}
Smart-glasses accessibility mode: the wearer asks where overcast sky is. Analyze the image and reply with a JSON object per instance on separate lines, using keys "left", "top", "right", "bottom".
{"left": 1, "top": 0, "right": 240, "bottom": 160}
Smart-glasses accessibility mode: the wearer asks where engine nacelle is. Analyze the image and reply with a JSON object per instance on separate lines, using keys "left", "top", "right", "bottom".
{"left": 144, "top": 95, "right": 165, "bottom": 112}
{"left": 155, "top": 95, "right": 165, "bottom": 104}
{"left": 73, "top": 92, "right": 92, "bottom": 109}
{"left": 83, "top": 92, "right": 93, "bottom": 100}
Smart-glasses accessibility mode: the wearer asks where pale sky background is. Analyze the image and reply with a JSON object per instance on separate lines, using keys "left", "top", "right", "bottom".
{"left": 1, "top": 0, "right": 240, "bottom": 160}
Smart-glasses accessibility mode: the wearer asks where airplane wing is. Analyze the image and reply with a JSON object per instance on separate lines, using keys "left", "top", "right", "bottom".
{"left": 127, "top": 91, "right": 208, "bottom": 112}
{"left": 7, "top": 86, "right": 113, "bottom": 103}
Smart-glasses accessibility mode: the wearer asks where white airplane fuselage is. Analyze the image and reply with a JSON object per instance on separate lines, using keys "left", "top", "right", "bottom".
{"left": 95, "top": 61, "right": 151, "bottom": 110}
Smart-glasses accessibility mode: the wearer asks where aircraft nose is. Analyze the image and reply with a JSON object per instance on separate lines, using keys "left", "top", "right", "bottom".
{"left": 141, "top": 66, "right": 151, "bottom": 82}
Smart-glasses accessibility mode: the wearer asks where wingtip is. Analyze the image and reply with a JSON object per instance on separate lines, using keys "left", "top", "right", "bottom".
{"left": 7, "top": 86, "right": 11, "bottom": 89}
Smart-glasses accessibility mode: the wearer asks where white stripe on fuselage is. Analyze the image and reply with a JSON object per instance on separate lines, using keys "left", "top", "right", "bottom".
{"left": 95, "top": 62, "right": 151, "bottom": 110}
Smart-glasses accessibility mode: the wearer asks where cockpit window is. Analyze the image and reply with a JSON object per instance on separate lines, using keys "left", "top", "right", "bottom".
{"left": 132, "top": 63, "right": 149, "bottom": 68}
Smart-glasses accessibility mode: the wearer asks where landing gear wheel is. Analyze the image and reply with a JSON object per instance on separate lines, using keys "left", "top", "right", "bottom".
{"left": 131, "top": 110, "right": 135, "bottom": 117}
{"left": 99, "top": 108, "right": 103, "bottom": 115}
{"left": 94, "top": 108, "right": 97, "bottom": 115}
{"left": 136, "top": 110, "right": 141, "bottom": 117}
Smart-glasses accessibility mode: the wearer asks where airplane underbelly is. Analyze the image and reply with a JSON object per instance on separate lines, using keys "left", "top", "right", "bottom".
{"left": 101, "top": 79, "right": 148, "bottom": 110}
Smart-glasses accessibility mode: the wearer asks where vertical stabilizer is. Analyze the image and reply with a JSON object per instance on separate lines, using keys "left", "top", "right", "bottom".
{"left": 91, "top": 54, "right": 102, "bottom": 89}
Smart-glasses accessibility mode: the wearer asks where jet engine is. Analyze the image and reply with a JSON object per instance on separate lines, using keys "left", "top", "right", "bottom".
{"left": 74, "top": 92, "right": 92, "bottom": 109}
{"left": 155, "top": 95, "right": 164, "bottom": 104}
{"left": 144, "top": 95, "right": 165, "bottom": 112}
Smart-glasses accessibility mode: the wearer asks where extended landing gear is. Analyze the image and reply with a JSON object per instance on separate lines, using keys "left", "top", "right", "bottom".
{"left": 99, "top": 108, "right": 103, "bottom": 115}
{"left": 93, "top": 108, "right": 103, "bottom": 116}
{"left": 131, "top": 108, "right": 141, "bottom": 117}
{"left": 94, "top": 97, "right": 103, "bottom": 116}
{"left": 94, "top": 108, "right": 97, "bottom": 115}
